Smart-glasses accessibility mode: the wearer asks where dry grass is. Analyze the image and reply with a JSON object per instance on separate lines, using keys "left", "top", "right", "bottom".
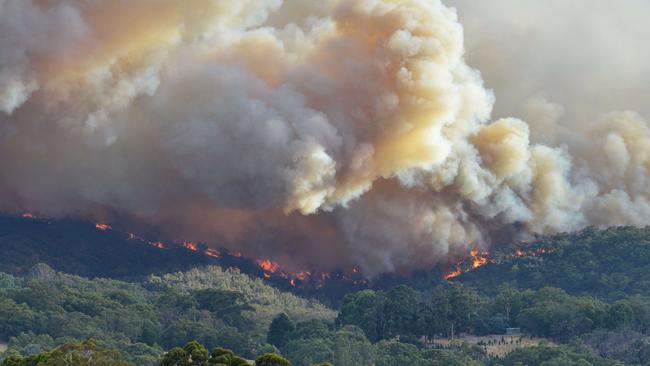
{"left": 431, "top": 335, "right": 553, "bottom": 357}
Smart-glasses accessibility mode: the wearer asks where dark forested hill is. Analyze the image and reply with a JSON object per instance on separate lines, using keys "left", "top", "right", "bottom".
{"left": 456, "top": 226, "right": 650, "bottom": 300}
{"left": 3, "top": 213, "right": 650, "bottom": 304}
{"left": 0, "top": 214, "right": 369, "bottom": 306}
{"left": 0, "top": 215, "right": 215, "bottom": 278}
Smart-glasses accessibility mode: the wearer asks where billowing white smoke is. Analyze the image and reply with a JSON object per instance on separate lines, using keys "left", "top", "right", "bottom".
{"left": 1, "top": 0, "right": 649, "bottom": 276}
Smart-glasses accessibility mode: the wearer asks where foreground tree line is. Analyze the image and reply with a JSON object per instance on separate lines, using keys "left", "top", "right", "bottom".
{"left": 0, "top": 337, "right": 625, "bottom": 366}
{"left": 0, "top": 264, "right": 333, "bottom": 366}
{"left": 338, "top": 283, "right": 650, "bottom": 342}
{"left": 2, "top": 267, "right": 650, "bottom": 365}
{"left": 333, "top": 283, "right": 650, "bottom": 364}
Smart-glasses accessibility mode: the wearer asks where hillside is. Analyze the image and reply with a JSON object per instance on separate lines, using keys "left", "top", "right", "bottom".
{"left": 4, "top": 214, "right": 650, "bottom": 305}
{"left": 0, "top": 215, "right": 215, "bottom": 278}
{"left": 4, "top": 225, "right": 650, "bottom": 365}
{"left": 0, "top": 263, "right": 334, "bottom": 366}
{"left": 456, "top": 226, "right": 650, "bottom": 300}
{"left": 0, "top": 214, "right": 370, "bottom": 306}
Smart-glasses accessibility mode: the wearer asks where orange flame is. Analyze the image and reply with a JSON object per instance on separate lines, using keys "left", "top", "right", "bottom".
{"left": 470, "top": 250, "right": 488, "bottom": 269}
{"left": 21, "top": 212, "right": 35, "bottom": 219}
{"left": 182, "top": 241, "right": 198, "bottom": 251}
{"left": 443, "top": 249, "right": 490, "bottom": 280}
{"left": 95, "top": 223, "right": 111, "bottom": 231}
{"left": 204, "top": 248, "right": 221, "bottom": 258}
{"left": 257, "top": 259, "right": 281, "bottom": 273}
{"left": 444, "top": 269, "right": 462, "bottom": 280}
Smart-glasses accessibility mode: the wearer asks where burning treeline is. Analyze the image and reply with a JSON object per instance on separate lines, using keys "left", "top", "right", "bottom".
{"left": 94, "top": 217, "right": 366, "bottom": 289}
{"left": 1, "top": 0, "right": 650, "bottom": 277}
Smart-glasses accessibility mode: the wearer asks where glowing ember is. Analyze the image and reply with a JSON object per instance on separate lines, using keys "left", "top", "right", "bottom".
{"left": 257, "top": 259, "right": 281, "bottom": 273}
{"left": 95, "top": 223, "right": 111, "bottom": 231}
{"left": 151, "top": 241, "right": 166, "bottom": 249}
{"left": 182, "top": 241, "right": 198, "bottom": 251}
{"left": 444, "top": 269, "right": 462, "bottom": 280}
{"left": 316, "top": 272, "right": 332, "bottom": 289}
{"left": 21, "top": 212, "right": 35, "bottom": 219}
{"left": 204, "top": 248, "right": 221, "bottom": 258}
{"left": 512, "top": 246, "right": 553, "bottom": 258}
{"left": 263, "top": 273, "right": 271, "bottom": 279}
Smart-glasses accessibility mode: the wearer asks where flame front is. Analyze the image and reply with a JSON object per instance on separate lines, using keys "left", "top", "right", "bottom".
{"left": 24, "top": 215, "right": 368, "bottom": 290}
{"left": 443, "top": 249, "right": 490, "bottom": 280}
{"left": 257, "top": 259, "right": 281, "bottom": 273}
{"left": 443, "top": 269, "right": 463, "bottom": 280}
{"left": 182, "top": 242, "right": 198, "bottom": 251}
{"left": 470, "top": 250, "right": 488, "bottom": 269}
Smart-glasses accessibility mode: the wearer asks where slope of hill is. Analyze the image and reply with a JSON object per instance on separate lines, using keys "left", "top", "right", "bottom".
{"left": 0, "top": 215, "right": 216, "bottom": 278}
{"left": 0, "top": 214, "right": 371, "bottom": 307}
{"left": 0, "top": 263, "right": 334, "bottom": 366}
{"left": 457, "top": 226, "right": 650, "bottom": 300}
{"left": 3, "top": 213, "right": 650, "bottom": 305}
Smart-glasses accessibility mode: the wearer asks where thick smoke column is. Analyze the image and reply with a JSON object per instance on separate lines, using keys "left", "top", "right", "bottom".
{"left": 1, "top": 0, "right": 649, "bottom": 276}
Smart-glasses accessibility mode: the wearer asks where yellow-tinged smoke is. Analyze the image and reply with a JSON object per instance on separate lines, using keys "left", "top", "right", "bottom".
{"left": 1, "top": 0, "right": 649, "bottom": 275}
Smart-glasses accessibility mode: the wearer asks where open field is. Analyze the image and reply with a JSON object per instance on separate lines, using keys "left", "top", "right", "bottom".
{"left": 431, "top": 335, "right": 553, "bottom": 357}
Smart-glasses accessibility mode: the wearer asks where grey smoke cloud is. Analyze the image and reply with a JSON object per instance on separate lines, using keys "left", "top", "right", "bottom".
{"left": 1, "top": 0, "right": 649, "bottom": 276}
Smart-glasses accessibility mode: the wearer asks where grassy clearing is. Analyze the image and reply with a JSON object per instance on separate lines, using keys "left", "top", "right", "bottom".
{"left": 431, "top": 335, "right": 553, "bottom": 357}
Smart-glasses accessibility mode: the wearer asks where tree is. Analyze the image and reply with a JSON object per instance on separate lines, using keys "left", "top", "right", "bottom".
{"left": 208, "top": 347, "right": 249, "bottom": 366}
{"left": 184, "top": 341, "right": 209, "bottom": 366}
{"left": 332, "top": 326, "right": 374, "bottom": 366}
{"left": 193, "top": 290, "right": 254, "bottom": 328}
{"left": 493, "top": 285, "right": 524, "bottom": 326}
{"left": 0, "top": 299, "right": 35, "bottom": 339}
{"left": 336, "top": 290, "right": 386, "bottom": 341}
{"left": 267, "top": 313, "right": 295, "bottom": 349}
{"left": 255, "top": 353, "right": 291, "bottom": 366}
{"left": 375, "top": 340, "right": 427, "bottom": 366}
{"left": 284, "top": 338, "right": 334, "bottom": 366}
{"left": 383, "top": 286, "right": 422, "bottom": 338}
{"left": 160, "top": 347, "right": 190, "bottom": 366}
{"left": 1, "top": 339, "right": 133, "bottom": 366}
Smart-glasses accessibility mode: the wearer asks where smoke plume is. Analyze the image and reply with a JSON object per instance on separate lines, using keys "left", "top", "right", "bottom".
{"left": 1, "top": 0, "right": 649, "bottom": 276}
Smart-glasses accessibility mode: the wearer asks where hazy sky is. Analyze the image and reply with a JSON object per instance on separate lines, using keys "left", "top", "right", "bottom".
{"left": 449, "top": 0, "right": 650, "bottom": 124}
